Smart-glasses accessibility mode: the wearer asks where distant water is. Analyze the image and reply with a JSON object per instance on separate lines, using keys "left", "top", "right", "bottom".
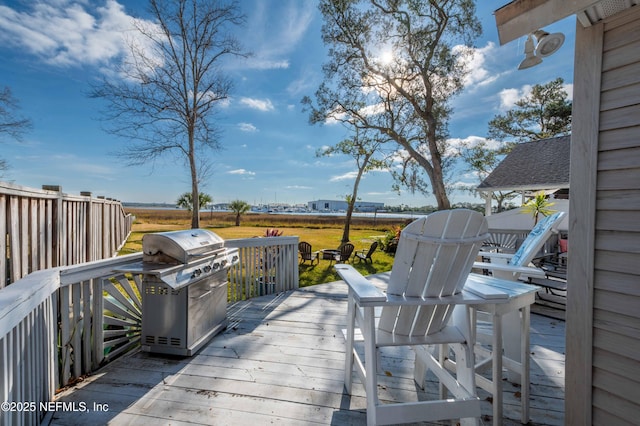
{"left": 261, "top": 211, "right": 425, "bottom": 220}
{"left": 126, "top": 205, "right": 424, "bottom": 220}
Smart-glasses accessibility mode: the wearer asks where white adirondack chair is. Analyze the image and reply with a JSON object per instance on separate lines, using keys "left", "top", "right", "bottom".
{"left": 467, "top": 211, "right": 565, "bottom": 425}
{"left": 474, "top": 211, "right": 566, "bottom": 281}
{"left": 335, "top": 209, "right": 490, "bottom": 425}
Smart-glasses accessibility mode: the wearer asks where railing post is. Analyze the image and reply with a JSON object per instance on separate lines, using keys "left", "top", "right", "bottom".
{"left": 0, "top": 194, "right": 6, "bottom": 289}
{"left": 43, "top": 185, "right": 63, "bottom": 268}
{"left": 81, "top": 191, "right": 94, "bottom": 262}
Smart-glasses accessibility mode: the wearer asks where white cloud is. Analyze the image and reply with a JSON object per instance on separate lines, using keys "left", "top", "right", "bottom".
{"left": 454, "top": 42, "right": 506, "bottom": 89}
{"left": 228, "top": 169, "right": 256, "bottom": 176}
{"left": 563, "top": 83, "right": 574, "bottom": 101}
{"left": 240, "top": 97, "right": 274, "bottom": 112}
{"left": 285, "top": 185, "right": 312, "bottom": 190}
{"left": 244, "top": 58, "right": 290, "bottom": 70}
{"left": 498, "top": 85, "right": 532, "bottom": 110}
{"left": 240, "top": 1, "right": 314, "bottom": 70}
{"left": 0, "top": 1, "right": 136, "bottom": 67}
{"left": 238, "top": 122, "right": 258, "bottom": 132}
{"left": 330, "top": 171, "right": 358, "bottom": 182}
{"left": 447, "top": 136, "right": 505, "bottom": 152}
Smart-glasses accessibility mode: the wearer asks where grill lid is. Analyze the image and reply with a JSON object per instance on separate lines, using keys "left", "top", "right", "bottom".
{"left": 142, "top": 229, "right": 225, "bottom": 264}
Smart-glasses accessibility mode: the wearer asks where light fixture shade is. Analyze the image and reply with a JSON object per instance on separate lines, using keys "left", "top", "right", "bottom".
{"left": 518, "top": 34, "right": 543, "bottom": 70}
{"left": 533, "top": 30, "right": 565, "bottom": 57}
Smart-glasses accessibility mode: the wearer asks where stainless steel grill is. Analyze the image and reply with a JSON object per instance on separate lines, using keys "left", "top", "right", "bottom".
{"left": 118, "top": 229, "right": 238, "bottom": 356}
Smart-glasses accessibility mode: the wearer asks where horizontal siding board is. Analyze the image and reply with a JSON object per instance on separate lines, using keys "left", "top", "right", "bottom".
{"left": 596, "top": 168, "right": 640, "bottom": 190}
{"left": 602, "top": 39, "right": 640, "bottom": 71}
{"left": 594, "top": 308, "right": 640, "bottom": 344}
{"left": 596, "top": 189, "right": 640, "bottom": 210}
{"left": 593, "top": 327, "right": 640, "bottom": 362}
{"left": 595, "top": 211, "right": 640, "bottom": 232}
{"left": 594, "top": 270, "right": 640, "bottom": 296}
{"left": 593, "top": 380, "right": 640, "bottom": 425}
{"left": 593, "top": 347, "right": 640, "bottom": 383}
{"left": 603, "top": 3, "right": 640, "bottom": 31}
{"left": 594, "top": 250, "right": 640, "bottom": 275}
{"left": 599, "top": 126, "right": 640, "bottom": 151}
{"left": 594, "top": 368, "right": 640, "bottom": 407}
{"left": 597, "top": 146, "right": 640, "bottom": 170}
{"left": 599, "top": 103, "right": 640, "bottom": 130}
{"left": 595, "top": 230, "right": 640, "bottom": 254}
{"left": 600, "top": 82, "right": 640, "bottom": 111}
{"left": 601, "top": 62, "right": 640, "bottom": 92}
{"left": 593, "top": 291, "right": 640, "bottom": 325}
{"left": 592, "top": 408, "right": 636, "bottom": 426}
{"left": 603, "top": 8, "right": 640, "bottom": 51}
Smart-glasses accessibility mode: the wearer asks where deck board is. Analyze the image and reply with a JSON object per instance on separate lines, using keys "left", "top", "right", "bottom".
{"left": 47, "top": 276, "right": 565, "bottom": 425}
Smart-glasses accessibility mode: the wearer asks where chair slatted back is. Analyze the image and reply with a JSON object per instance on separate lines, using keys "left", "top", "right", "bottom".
{"left": 299, "top": 241, "right": 313, "bottom": 260}
{"left": 339, "top": 243, "right": 354, "bottom": 261}
{"left": 510, "top": 212, "right": 565, "bottom": 266}
{"left": 365, "top": 241, "right": 378, "bottom": 257}
{"left": 379, "top": 210, "right": 489, "bottom": 336}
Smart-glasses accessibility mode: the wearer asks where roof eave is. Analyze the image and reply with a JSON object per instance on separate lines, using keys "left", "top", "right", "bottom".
{"left": 477, "top": 184, "right": 569, "bottom": 193}
{"left": 495, "top": 0, "right": 603, "bottom": 44}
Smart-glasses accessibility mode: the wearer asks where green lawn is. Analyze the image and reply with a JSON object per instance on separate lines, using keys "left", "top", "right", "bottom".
{"left": 120, "top": 225, "right": 395, "bottom": 287}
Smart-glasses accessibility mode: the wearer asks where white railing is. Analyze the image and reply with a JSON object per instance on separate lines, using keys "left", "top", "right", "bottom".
{"left": 0, "top": 236, "right": 298, "bottom": 425}
{"left": 226, "top": 236, "right": 299, "bottom": 301}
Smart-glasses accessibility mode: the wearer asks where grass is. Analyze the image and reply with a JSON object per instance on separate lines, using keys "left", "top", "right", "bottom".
{"left": 122, "top": 208, "right": 405, "bottom": 287}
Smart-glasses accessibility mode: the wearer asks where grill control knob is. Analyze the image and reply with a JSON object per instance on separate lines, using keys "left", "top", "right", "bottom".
{"left": 212, "top": 262, "right": 220, "bottom": 269}
{"left": 191, "top": 268, "right": 202, "bottom": 279}
{"left": 220, "top": 260, "right": 228, "bottom": 267}
{"left": 203, "top": 265, "right": 212, "bottom": 273}
{"left": 232, "top": 255, "right": 239, "bottom": 262}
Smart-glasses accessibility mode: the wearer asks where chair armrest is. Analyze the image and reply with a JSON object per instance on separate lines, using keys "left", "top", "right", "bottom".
{"left": 478, "top": 251, "right": 514, "bottom": 261}
{"left": 334, "top": 264, "right": 386, "bottom": 304}
{"left": 473, "top": 261, "right": 546, "bottom": 279}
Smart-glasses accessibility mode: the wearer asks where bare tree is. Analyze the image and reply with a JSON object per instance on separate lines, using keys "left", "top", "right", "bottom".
{"left": 91, "top": 0, "right": 246, "bottom": 228}
{"left": 304, "top": 0, "right": 481, "bottom": 210}
{"left": 0, "top": 86, "right": 33, "bottom": 175}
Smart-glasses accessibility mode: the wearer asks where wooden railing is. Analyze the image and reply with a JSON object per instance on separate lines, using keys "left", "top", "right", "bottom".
{"left": 0, "top": 236, "right": 298, "bottom": 425}
{"left": 226, "top": 236, "right": 299, "bottom": 301}
{"left": 1, "top": 181, "right": 134, "bottom": 288}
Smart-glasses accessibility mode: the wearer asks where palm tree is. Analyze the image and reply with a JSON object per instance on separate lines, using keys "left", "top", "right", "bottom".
{"left": 521, "top": 192, "right": 556, "bottom": 225}
{"left": 229, "top": 200, "right": 251, "bottom": 226}
{"left": 176, "top": 192, "right": 212, "bottom": 212}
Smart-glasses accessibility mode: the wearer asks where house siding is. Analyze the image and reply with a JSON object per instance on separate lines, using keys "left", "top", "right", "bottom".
{"left": 592, "top": 6, "right": 640, "bottom": 425}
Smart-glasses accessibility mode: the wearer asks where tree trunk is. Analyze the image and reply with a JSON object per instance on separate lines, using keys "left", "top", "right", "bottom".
{"left": 235, "top": 213, "right": 240, "bottom": 226}
{"left": 189, "top": 128, "right": 200, "bottom": 229}
{"left": 342, "top": 155, "right": 368, "bottom": 244}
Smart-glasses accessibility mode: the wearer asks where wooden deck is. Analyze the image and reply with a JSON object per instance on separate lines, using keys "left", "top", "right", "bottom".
{"left": 47, "top": 275, "right": 565, "bottom": 425}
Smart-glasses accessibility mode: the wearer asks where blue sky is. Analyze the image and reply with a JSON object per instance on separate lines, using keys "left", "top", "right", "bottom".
{"left": 0, "top": 0, "right": 575, "bottom": 207}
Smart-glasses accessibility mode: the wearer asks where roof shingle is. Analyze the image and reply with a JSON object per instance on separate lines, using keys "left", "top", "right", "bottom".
{"left": 477, "top": 135, "right": 571, "bottom": 192}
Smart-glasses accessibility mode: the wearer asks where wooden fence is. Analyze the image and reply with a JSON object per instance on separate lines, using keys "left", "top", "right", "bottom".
{"left": 1, "top": 181, "right": 133, "bottom": 288}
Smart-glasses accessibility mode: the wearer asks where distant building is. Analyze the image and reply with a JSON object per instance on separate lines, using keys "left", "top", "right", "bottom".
{"left": 308, "top": 200, "right": 384, "bottom": 212}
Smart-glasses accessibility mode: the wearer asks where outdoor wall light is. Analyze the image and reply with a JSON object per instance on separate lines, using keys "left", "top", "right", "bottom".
{"left": 518, "top": 29, "right": 565, "bottom": 70}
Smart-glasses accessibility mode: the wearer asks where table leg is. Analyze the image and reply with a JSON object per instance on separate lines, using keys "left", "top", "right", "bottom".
{"left": 521, "top": 306, "right": 530, "bottom": 423}
{"left": 503, "top": 310, "right": 522, "bottom": 384}
{"left": 492, "top": 312, "right": 503, "bottom": 426}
